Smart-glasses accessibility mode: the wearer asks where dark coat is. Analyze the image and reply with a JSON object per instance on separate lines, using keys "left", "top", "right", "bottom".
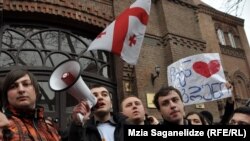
{"left": 68, "top": 113, "right": 127, "bottom": 141}
{"left": 161, "top": 118, "right": 191, "bottom": 125}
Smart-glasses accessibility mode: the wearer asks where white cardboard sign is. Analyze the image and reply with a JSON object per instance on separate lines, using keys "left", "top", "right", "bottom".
{"left": 167, "top": 53, "right": 232, "bottom": 105}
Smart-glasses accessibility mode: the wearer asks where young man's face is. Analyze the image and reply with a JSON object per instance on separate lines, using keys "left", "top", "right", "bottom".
{"left": 186, "top": 114, "right": 203, "bottom": 125}
{"left": 229, "top": 113, "right": 250, "bottom": 125}
{"left": 121, "top": 97, "right": 145, "bottom": 123}
{"left": 7, "top": 74, "right": 37, "bottom": 110}
{"left": 157, "top": 90, "right": 185, "bottom": 124}
{"left": 91, "top": 87, "right": 112, "bottom": 114}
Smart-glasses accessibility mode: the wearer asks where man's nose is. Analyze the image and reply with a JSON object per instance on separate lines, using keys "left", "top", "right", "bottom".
{"left": 96, "top": 94, "right": 104, "bottom": 100}
{"left": 17, "top": 84, "right": 25, "bottom": 91}
{"left": 169, "top": 101, "right": 176, "bottom": 108}
{"left": 132, "top": 103, "right": 137, "bottom": 109}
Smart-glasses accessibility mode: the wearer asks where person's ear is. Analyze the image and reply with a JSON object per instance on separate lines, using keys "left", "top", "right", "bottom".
{"left": 110, "top": 104, "right": 113, "bottom": 112}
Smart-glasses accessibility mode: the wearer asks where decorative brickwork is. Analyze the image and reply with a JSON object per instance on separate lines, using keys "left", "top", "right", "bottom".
{"left": 168, "top": 0, "right": 197, "bottom": 10}
{"left": 162, "top": 33, "right": 206, "bottom": 51}
{"left": 4, "top": 0, "right": 113, "bottom": 28}
{"left": 220, "top": 45, "right": 246, "bottom": 59}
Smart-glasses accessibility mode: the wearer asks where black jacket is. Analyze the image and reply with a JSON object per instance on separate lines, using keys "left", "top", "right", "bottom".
{"left": 161, "top": 118, "right": 191, "bottom": 125}
{"left": 219, "top": 100, "right": 234, "bottom": 125}
{"left": 68, "top": 113, "right": 127, "bottom": 141}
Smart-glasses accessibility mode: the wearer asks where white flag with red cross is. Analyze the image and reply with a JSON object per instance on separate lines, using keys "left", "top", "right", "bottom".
{"left": 87, "top": 0, "right": 151, "bottom": 65}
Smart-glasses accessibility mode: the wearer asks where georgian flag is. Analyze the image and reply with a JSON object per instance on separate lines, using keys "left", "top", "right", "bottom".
{"left": 87, "top": 0, "right": 151, "bottom": 65}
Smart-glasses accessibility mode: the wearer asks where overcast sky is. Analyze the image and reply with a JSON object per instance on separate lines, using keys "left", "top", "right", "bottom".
{"left": 201, "top": 0, "right": 250, "bottom": 45}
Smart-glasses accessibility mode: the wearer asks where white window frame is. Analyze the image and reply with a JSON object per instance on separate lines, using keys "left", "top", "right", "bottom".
{"left": 228, "top": 32, "right": 237, "bottom": 48}
{"left": 217, "top": 29, "right": 226, "bottom": 45}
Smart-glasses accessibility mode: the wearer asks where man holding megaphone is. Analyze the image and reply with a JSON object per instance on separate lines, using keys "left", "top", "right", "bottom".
{"left": 49, "top": 60, "right": 127, "bottom": 141}
{"left": 68, "top": 84, "right": 127, "bottom": 141}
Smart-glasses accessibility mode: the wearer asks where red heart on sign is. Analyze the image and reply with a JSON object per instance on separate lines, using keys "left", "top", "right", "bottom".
{"left": 192, "top": 60, "right": 220, "bottom": 78}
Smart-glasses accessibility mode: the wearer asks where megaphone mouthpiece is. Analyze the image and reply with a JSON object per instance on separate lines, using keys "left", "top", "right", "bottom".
{"left": 49, "top": 59, "right": 97, "bottom": 109}
{"left": 61, "top": 72, "right": 76, "bottom": 86}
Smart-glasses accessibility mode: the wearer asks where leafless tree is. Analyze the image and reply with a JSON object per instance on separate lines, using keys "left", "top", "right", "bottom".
{"left": 221, "top": 0, "right": 246, "bottom": 16}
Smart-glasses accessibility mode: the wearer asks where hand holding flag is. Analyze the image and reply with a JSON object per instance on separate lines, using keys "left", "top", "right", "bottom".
{"left": 87, "top": 0, "right": 151, "bottom": 65}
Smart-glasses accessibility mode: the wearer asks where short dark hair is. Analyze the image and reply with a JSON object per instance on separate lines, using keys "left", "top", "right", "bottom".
{"left": 89, "top": 83, "right": 112, "bottom": 99}
{"left": 200, "top": 110, "right": 213, "bottom": 125}
{"left": 153, "top": 85, "right": 183, "bottom": 110}
{"left": 89, "top": 84, "right": 106, "bottom": 90}
{"left": 233, "top": 106, "right": 250, "bottom": 116}
{"left": 186, "top": 111, "right": 207, "bottom": 125}
{"left": 2, "top": 68, "right": 40, "bottom": 107}
{"left": 120, "top": 95, "right": 141, "bottom": 111}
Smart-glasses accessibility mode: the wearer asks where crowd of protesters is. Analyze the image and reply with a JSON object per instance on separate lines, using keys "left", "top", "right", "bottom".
{"left": 0, "top": 68, "right": 249, "bottom": 140}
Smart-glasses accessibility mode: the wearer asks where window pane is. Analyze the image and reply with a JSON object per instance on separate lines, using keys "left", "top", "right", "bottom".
{"left": 41, "top": 31, "right": 59, "bottom": 50}
{"left": 19, "top": 51, "right": 42, "bottom": 66}
{"left": 45, "top": 53, "right": 69, "bottom": 67}
{"left": 79, "top": 57, "right": 98, "bottom": 73}
{"left": 22, "top": 41, "right": 36, "bottom": 49}
{"left": 61, "top": 33, "right": 73, "bottom": 53}
{"left": 0, "top": 52, "right": 15, "bottom": 67}
{"left": 217, "top": 29, "right": 226, "bottom": 45}
{"left": 38, "top": 81, "right": 56, "bottom": 112}
{"left": 228, "top": 33, "right": 236, "bottom": 48}
{"left": 2, "top": 30, "right": 25, "bottom": 49}
{"left": 100, "top": 65, "right": 109, "bottom": 78}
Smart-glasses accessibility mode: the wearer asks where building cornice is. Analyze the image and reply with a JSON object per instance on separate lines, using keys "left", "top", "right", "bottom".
{"left": 198, "top": 4, "right": 244, "bottom": 26}
{"left": 168, "top": 0, "right": 198, "bottom": 10}
{"left": 3, "top": 0, "right": 113, "bottom": 28}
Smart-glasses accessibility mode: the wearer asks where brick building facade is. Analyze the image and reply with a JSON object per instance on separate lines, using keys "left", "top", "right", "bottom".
{"left": 1, "top": 0, "right": 249, "bottom": 128}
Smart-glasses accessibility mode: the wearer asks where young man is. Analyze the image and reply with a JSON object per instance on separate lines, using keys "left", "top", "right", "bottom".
{"left": 121, "top": 96, "right": 159, "bottom": 125}
{"left": 185, "top": 112, "right": 206, "bottom": 125}
{"left": 228, "top": 106, "right": 250, "bottom": 125}
{"left": 153, "top": 85, "right": 189, "bottom": 125}
{"left": 1, "top": 68, "right": 61, "bottom": 140}
{"left": 68, "top": 84, "right": 127, "bottom": 141}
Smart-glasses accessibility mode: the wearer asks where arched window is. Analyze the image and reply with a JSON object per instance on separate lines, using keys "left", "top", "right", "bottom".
{"left": 235, "top": 77, "right": 247, "bottom": 98}
{"left": 228, "top": 32, "right": 236, "bottom": 48}
{"left": 0, "top": 24, "right": 116, "bottom": 129}
{"left": 217, "top": 29, "right": 226, "bottom": 45}
{"left": 1, "top": 26, "right": 112, "bottom": 78}
{"left": 233, "top": 72, "right": 248, "bottom": 99}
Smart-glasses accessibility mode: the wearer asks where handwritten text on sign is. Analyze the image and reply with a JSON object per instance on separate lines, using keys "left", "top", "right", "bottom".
{"left": 167, "top": 53, "right": 232, "bottom": 105}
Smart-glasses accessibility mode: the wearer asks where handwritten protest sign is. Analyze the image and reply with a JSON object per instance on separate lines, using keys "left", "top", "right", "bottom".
{"left": 167, "top": 53, "right": 232, "bottom": 105}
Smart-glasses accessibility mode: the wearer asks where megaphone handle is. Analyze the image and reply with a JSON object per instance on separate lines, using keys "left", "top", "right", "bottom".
{"left": 77, "top": 113, "right": 84, "bottom": 124}
{"left": 76, "top": 101, "right": 93, "bottom": 125}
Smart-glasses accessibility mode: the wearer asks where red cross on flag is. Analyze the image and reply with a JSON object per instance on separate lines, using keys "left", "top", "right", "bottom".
{"left": 87, "top": 0, "right": 151, "bottom": 65}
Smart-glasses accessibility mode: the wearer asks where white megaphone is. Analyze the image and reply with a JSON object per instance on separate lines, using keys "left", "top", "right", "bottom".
{"left": 49, "top": 59, "right": 97, "bottom": 122}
